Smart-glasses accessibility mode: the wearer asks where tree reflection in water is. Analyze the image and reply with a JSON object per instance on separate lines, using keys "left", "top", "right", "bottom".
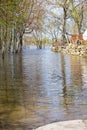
{"left": 0, "top": 48, "right": 87, "bottom": 130}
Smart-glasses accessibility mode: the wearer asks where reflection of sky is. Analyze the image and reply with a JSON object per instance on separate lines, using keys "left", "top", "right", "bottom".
{"left": 22, "top": 49, "right": 87, "bottom": 123}
{"left": 1, "top": 48, "right": 87, "bottom": 129}
{"left": 81, "top": 58, "right": 87, "bottom": 86}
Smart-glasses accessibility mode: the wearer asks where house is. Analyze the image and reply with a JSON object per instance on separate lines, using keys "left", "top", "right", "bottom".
{"left": 71, "top": 30, "right": 87, "bottom": 44}
{"left": 71, "top": 34, "right": 84, "bottom": 44}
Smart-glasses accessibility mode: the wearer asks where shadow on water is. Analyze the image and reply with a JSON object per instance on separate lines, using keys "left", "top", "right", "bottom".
{"left": 0, "top": 47, "right": 87, "bottom": 129}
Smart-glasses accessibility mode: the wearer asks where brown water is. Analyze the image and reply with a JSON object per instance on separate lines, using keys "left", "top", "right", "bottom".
{"left": 0, "top": 46, "right": 87, "bottom": 130}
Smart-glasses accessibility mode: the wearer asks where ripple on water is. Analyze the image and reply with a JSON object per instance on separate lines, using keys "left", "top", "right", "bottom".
{"left": 0, "top": 47, "right": 87, "bottom": 129}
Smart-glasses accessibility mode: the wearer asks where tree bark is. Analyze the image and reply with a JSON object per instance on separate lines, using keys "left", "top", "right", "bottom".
{"left": 62, "top": 6, "right": 67, "bottom": 45}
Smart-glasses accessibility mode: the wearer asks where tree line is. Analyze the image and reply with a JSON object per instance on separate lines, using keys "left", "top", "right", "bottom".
{"left": 0, "top": 0, "right": 87, "bottom": 58}
{"left": 0, "top": 0, "right": 46, "bottom": 58}
{"left": 46, "top": 0, "right": 87, "bottom": 43}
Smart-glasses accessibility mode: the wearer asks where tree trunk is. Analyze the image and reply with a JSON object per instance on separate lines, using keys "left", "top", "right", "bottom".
{"left": 77, "top": 5, "right": 83, "bottom": 34}
{"left": 39, "top": 41, "right": 42, "bottom": 49}
{"left": 62, "top": 7, "right": 67, "bottom": 45}
{"left": 19, "top": 34, "right": 23, "bottom": 51}
{"left": 2, "top": 41, "right": 5, "bottom": 59}
{"left": 77, "top": 24, "right": 81, "bottom": 34}
{"left": 15, "top": 32, "right": 23, "bottom": 53}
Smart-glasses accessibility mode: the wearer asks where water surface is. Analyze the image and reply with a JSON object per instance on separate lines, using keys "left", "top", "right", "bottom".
{"left": 0, "top": 46, "right": 87, "bottom": 130}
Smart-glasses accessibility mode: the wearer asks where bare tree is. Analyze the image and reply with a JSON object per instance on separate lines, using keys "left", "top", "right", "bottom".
{"left": 68, "top": 0, "right": 84, "bottom": 34}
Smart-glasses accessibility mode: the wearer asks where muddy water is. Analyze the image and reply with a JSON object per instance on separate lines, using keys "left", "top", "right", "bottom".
{"left": 0, "top": 46, "right": 87, "bottom": 130}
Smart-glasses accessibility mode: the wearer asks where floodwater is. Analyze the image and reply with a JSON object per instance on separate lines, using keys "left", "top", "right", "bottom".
{"left": 0, "top": 46, "right": 87, "bottom": 130}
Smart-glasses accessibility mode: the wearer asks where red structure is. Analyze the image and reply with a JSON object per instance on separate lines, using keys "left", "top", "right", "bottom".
{"left": 71, "top": 34, "right": 84, "bottom": 44}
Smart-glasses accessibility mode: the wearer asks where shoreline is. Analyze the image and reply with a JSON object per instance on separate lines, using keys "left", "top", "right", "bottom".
{"left": 52, "top": 44, "right": 87, "bottom": 57}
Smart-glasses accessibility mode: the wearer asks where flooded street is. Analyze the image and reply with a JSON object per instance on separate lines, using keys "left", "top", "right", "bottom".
{"left": 0, "top": 46, "right": 87, "bottom": 130}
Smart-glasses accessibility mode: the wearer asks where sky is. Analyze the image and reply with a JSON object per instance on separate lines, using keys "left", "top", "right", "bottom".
{"left": 83, "top": 29, "right": 87, "bottom": 40}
